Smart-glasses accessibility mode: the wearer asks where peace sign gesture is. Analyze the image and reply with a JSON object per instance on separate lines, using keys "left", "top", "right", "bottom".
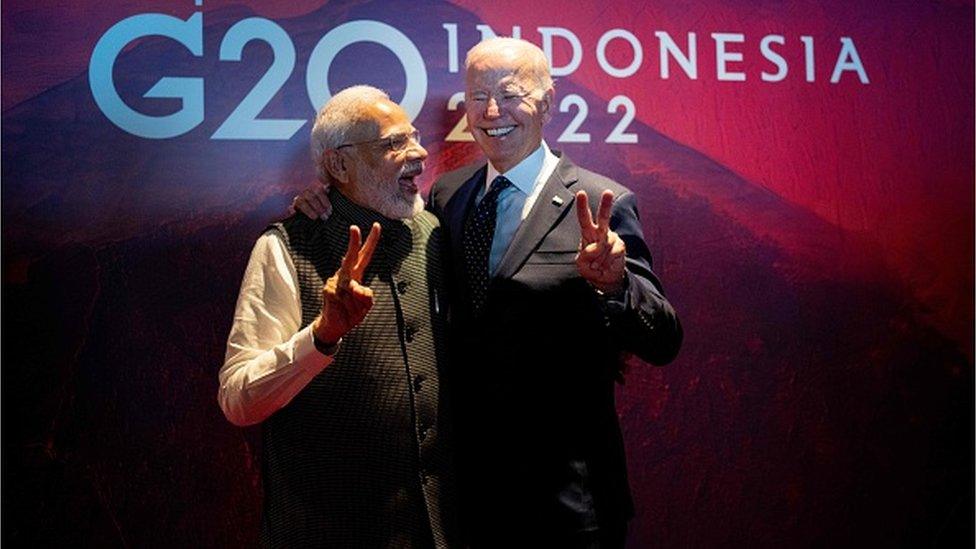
{"left": 575, "top": 190, "right": 627, "bottom": 293}
{"left": 312, "top": 223, "right": 382, "bottom": 346}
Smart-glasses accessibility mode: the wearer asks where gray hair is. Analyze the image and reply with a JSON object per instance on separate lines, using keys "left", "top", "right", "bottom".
{"left": 310, "top": 85, "right": 391, "bottom": 182}
{"left": 465, "top": 37, "right": 554, "bottom": 92}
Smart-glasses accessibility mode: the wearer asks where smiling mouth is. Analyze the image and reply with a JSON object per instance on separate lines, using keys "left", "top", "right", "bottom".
{"left": 483, "top": 126, "right": 515, "bottom": 137}
{"left": 398, "top": 161, "right": 424, "bottom": 193}
{"left": 398, "top": 175, "right": 419, "bottom": 194}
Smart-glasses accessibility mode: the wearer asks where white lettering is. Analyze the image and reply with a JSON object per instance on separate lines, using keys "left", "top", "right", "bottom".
{"left": 712, "top": 32, "right": 745, "bottom": 81}
{"left": 443, "top": 23, "right": 459, "bottom": 73}
{"left": 306, "top": 20, "right": 428, "bottom": 120}
{"left": 539, "top": 27, "right": 583, "bottom": 77}
{"left": 655, "top": 31, "right": 697, "bottom": 79}
{"left": 801, "top": 35, "right": 815, "bottom": 82}
{"left": 596, "top": 29, "right": 643, "bottom": 78}
{"left": 830, "top": 37, "right": 869, "bottom": 84}
{"left": 760, "top": 35, "right": 787, "bottom": 82}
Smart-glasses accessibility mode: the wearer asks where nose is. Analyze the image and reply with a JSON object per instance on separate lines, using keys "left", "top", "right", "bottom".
{"left": 405, "top": 139, "right": 427, "bottom": 161}
{"left": 484, "top": 96, "right": 501, "bottom": 119}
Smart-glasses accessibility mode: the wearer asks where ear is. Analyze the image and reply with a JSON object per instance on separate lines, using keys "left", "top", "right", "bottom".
{"left": 323, "top": 149, "right": 351, "bottom": 185}
{"left": 540, "top": 87, "right": 555, "bottom": 124}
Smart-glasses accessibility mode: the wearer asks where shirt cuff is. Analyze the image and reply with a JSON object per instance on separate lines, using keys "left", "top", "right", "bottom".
{"left": 295, "top": 325, "right": 337, "bottom": 369}
{"left": 312, "top": 331, "right": 341, "bottom": 356}
{"left": 597, "top": 271, "right": 632, "bottom": 315}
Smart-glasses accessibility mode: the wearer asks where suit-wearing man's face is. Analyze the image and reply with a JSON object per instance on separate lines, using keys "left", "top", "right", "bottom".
{"left": 341, "top": 99, "right": 427, "bottom": 219}
{"left": 465, "top": 53, "right": 553, "bottom": 174}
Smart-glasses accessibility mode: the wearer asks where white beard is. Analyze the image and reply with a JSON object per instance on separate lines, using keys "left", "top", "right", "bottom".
{"left": 357, "top": 168, "right": 424, "bottom": 220}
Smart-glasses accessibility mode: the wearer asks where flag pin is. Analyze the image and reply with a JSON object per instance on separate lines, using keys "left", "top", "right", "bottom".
{"left": 552, "top": 195, "right": 564, "bottom": 206}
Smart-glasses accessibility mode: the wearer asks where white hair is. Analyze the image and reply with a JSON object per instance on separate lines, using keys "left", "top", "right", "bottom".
{"left": 465, "top": 37, "right": 554, "bottom": 91}
{"left": 310, "top": 85, "right": 391, "bottom": 182}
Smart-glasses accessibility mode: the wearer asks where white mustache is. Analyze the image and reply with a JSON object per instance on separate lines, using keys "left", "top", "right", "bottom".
{"left": 400, "top": 160, "right": 424, "bottom": 178}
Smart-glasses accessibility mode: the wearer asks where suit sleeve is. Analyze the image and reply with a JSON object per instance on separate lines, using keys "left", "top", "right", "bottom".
{"left": 603, "top": 191, "right": 683, "bottom": 365}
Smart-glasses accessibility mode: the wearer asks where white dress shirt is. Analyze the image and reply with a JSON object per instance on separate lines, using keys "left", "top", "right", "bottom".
{"left": 481, "top": 141, "right": 560, "bottom": 274}
{"left": 218, "top": 233, "right": 334, "bottom": 426}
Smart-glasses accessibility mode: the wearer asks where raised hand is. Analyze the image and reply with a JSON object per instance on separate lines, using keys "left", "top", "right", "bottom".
{"left": 291, "top": 182, "right": 333, "bottom": 220}
{"left": 575, "top": 190, "right": 627, "bottom": 293}
{"left": 312, "top": 223, "right": 381, "bottom": 345}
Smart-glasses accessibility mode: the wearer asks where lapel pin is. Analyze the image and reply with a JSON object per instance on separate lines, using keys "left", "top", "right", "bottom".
{"left": 551, "top": 195, "right": 564, "bottom": 206}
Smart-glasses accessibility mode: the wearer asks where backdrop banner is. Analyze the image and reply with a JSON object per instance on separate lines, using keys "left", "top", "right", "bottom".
{"left": 3, "top": 0, "right": 973, "bottom": 546}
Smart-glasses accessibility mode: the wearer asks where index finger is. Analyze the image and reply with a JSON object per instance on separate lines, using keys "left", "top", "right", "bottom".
{"left": 340, "top": 225, "right": 362, "bottom": 275}
{"left": 575, "top": 191, "right": 598, "bottom": 241}
{"left": 352, "top": 222, "right": 381, "bottom": 280}
{"left": 595, "top": 190, "right": 614, "bottom": 236}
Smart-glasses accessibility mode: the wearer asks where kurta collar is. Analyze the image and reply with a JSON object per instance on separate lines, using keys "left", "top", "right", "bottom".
{"left": 329, "top": 188, "right": 409, "bottom": 240}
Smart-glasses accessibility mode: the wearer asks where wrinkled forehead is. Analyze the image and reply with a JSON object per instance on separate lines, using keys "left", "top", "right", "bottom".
{"left": 350, "top": 99, "right": 413, "bottom": 139}
{"left": 466, "top": 61, "right": 539, "bottom": 93}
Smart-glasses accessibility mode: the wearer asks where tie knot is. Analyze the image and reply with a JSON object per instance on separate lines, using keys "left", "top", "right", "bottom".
{"left": 488, "top": 175, "right": 511, "bottom": 197}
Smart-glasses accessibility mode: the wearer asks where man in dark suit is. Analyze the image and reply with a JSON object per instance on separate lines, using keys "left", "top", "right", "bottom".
{"left": 295, "top": 38, "right": 681, "bottom": 548}
{"left": 431, "top": 38, "right": 681, "bottom": 548}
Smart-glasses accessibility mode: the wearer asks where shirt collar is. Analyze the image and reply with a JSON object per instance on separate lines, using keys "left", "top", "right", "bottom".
{"left": 485, "top": 141, "right": 551, "bottom": 195}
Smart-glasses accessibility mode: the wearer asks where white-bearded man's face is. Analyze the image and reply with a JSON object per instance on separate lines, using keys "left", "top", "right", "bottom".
{"left": 356, "top": 157, "right": 425, "bottom": 220}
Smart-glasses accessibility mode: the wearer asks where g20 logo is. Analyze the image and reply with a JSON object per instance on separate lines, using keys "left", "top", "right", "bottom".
{"left": 89, "top": 13, "right": 426, "bottom": 140}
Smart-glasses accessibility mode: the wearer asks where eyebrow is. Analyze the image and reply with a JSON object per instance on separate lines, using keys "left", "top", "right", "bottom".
{"left": 381, "top": 125, "right": 415, "bottom": 135}
{"left": 377, "top": 129, "right": 417, "bottom": 141}
{"left": 470, "top": 85, "right": 528, "bottom": 95}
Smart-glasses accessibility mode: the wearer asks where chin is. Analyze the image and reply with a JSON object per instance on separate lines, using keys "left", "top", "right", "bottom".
{"left": 486, "top": 145, "right": 524, "bottom": 171}
{"left": 406, "top": 193, "right": 424, "bottom": 218}
{"left": 474, "top": 136, "right": 502, "bottom": 156}
{"left": 377, "top": 192, "right": 424, "bottom": 220}
{"left": 483, "top": 150, "right": 506, "bottom": 169}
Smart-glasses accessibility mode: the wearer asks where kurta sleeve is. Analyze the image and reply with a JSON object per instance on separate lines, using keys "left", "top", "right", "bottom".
{"left": 218, "top": 233, "right": 334, "bottom": 426}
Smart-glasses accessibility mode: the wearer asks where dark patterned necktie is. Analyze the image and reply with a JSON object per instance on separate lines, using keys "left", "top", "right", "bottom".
{"left": 461, "top": 175, "right": 511, "bottom": 315}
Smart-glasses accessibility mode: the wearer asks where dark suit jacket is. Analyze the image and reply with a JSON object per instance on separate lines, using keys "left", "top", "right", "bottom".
{"left": 428, "top": 152, "right": 682, "bottom": 545}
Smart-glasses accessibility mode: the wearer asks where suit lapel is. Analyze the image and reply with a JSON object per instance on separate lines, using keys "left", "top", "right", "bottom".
{"left": 495, "top": 155, "right": 579, "bottom": 279}
{"left": 445, "top": 165, "right": 487, "bottom": 248}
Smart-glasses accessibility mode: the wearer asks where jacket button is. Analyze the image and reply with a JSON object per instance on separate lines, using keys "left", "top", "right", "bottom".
{"left": 413, "top": 374, "right": 426, "bottom": 391}
{"left": 396, "top": 280, "right": 409, "bottom": 294}
{"left": 405, "top": 325, "right": 417, "bottom": 342}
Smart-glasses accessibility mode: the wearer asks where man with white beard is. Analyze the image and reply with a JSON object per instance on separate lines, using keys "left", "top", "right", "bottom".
{"left": 219, "top": 86, "right": 458, "bottom": 548}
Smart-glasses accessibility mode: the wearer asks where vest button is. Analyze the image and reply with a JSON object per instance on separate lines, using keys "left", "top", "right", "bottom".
{"left": 413, "top": 374, "right": 426, "bottom": 391}
{"left": 396, "top": 280, "right": 409, "bottom": 294}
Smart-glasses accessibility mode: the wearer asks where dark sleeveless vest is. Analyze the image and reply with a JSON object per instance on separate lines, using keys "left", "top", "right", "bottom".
{"left": 259, "top": 191, "right": 457, "bottom": 548}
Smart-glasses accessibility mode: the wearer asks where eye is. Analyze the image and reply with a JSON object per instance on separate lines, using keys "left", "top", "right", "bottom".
{"left": 389, "top": 134, "right": 408, "bottom": 151}
{"left": 470, "top": 93, "right": 489, "bottom": 102}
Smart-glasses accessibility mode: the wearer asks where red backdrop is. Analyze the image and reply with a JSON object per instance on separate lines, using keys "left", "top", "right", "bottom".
{"left": 3, "top": 0, "right": 973, "bottom": 546}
